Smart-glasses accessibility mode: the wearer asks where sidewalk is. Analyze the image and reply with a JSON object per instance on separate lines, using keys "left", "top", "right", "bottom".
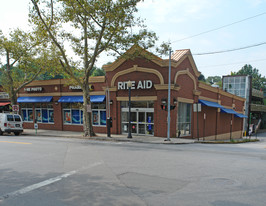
{"left": 22, "top": 129, "right": 195, "bottom": 144}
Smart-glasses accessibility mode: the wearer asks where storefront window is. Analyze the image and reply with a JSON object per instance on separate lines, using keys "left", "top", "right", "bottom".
{"left": 21, "top": 103, "right": 33, "bottom": 122}
{"left": 178, "top": 102, "right": 192, "bottom": 136}
{"left": 91, "top": 102, "right": 106, "bottom": 126}
{"left": 63, "top": 103, "right": 83, "bottom": 125}
{"left": 42, "top": 109, "right": 48, "bottom": 123}
{"left": 35, "top": 105, "right": 54, "bottom": 124}
{"left": 62, "top": 103, "right": 106, "bottom": 126}
{"left": 48, "top": 110, "right": 54, "bottom": 122}
{"left": 63, "top": 110, "right": 71, "bottom": 124}
{"left": 92, "top": 110, "right": 106, "bottom": 126}
{"left": 92, "top": 111, "right": 99, "bottom": 125}
{"left": 22, "top": 108, "right": 33, "bottom": 122}
{"left": 72, "top": 109, "right": 81, "bottom": 124}
{"left": 100, "top": 111, "right": 106, "bottom": 125}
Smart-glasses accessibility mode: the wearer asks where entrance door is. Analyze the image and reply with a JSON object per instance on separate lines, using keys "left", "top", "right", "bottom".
{"left": 121, "top": 108, "right": 154, "bottom": 135}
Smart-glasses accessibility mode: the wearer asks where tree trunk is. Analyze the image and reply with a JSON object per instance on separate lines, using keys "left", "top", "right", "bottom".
{"left": 10, "top": 90, "right": 17, "bottom": 106}
{"left": 83, "top": 84, "right": 95, "bottom": 137}
{"left": 5, "top": 50, "right": 16, "bottom": 106}
{"left": 82, "top": 16, "right": 95, "bottom": 137}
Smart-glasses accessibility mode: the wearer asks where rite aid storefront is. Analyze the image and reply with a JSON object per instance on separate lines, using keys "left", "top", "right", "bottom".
{"left": 18, "top": 45, "right": 247, "bottom": 139}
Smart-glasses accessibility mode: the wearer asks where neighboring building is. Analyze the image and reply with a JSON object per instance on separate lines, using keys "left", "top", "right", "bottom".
{"left": 223, "top": 75, "right": 251, "bottom": 132}
{"left": 250, "top": 88, "right": 266, "bottom": 130}
{"left": 0, "top": 85, "right": 11, "bottom": 113}
{"left": 17, "top": 45, "right": 246, "bottom": 140}
{"left": 222, "top": 75, "right": 266, "bottom": 132}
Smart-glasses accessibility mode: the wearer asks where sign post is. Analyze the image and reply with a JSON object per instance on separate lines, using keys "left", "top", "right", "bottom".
{"left": 34, "top": 123, "right": 38, "bottom": 134}
{"left": 34, "top": 118, "right": 38, "bottom": 134}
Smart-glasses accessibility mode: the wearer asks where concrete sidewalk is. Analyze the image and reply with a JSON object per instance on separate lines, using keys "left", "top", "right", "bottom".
{"left": 22, "top": 129, "right": 195, "bottom": 144}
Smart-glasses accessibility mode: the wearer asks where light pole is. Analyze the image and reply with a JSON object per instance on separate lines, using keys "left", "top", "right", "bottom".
{"left": 166, "top": 48, "right": 172, "bottom": 141}
{"left": 127, "top": 80, "right": 132, "bottom": 138}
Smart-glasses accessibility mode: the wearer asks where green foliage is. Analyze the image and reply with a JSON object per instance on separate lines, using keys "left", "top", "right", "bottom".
{"left": 156, "top": 41, "right": 171, "bottom": 57}
{"left": 198, "top": 74, "right": 206, "bottom": 82}
{"left": 230, "top": 139, "right": 235, "bottom": 143}
{"left": 232, "top": 64, "right": 266, "bottom": 91}
{"left": 205, "top": 76, "right": 222, "bottom": 88}
{"left": 0, "top": 28, "right": 63, "bottom": 104}
{"left": 36, "top": 72, "right": 65, "bottom": 80}
{"left": 206, "top": 76, "right": 222, "bottom": 84}
{"left": 91, "top": 68, "right": 106, "bottom": 77}
{"left": 30, "top": 0, "right": 157, "bottom": 78}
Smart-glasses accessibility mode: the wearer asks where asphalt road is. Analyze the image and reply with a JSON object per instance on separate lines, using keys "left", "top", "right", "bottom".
{"left": 0, "top": 133, "right": 266, "bottom": 206}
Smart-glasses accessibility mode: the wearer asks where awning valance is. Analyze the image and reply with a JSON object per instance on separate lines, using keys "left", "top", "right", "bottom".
{"left": 221, "top": 108, "right": 238, "bottom": 114}
{"left": 0, "top": 102, "right": 10, "bottom": 106}
{"left": 58, "top": 96, "right": 83, "bottom": 103}
{"left": 17, "top": 96, "right": 53, "bottom": 103}
{"left": 234, "top": 113, "right": 248, "bottom": 118}
{"left": 58, "top": 95, "right": 106, "bottom": 103}
{"left": 90, "top": 95, "right": 106, "bottom": 103}
{"left": 198, "top": 99, "right": 224, "bottom": 109}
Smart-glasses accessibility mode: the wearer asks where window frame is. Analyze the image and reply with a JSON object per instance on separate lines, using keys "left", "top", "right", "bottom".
{"left": 178, "top": 102, "right": 192, "bottom": 136}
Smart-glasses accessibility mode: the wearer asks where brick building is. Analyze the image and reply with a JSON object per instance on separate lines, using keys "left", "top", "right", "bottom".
{"left": 17, "top": 45, "right": 246, "bottom": 140}
{"left": 0, "top": 85, "right": 11, "bottom": 112}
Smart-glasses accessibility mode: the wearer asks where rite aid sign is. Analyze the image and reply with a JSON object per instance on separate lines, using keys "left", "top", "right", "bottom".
{"left": 118, "top": 80, "right": 153, "bottom": 90}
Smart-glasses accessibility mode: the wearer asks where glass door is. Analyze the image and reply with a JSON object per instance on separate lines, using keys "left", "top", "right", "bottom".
{"left": 121, "top": 108, "right": 154, "bottom": 135}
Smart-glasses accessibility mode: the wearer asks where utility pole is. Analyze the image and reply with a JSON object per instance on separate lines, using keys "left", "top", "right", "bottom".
{"left": 166, "top": 49, "right": 172, "bottom": 141}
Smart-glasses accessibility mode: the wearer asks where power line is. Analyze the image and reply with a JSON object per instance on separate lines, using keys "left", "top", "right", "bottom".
{"left": 192, "top": 41, "right": 266, "bottom": 55}
{"left": 171, "top": 11, "right": 266, "bottom": 44}
{"left": 198, "top": 58, "right": 266, "bottom": 69}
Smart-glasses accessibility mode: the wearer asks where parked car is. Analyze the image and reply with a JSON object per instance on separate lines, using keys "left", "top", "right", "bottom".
{"left": 0, "top": 113, "right": 23, "bottom": 136}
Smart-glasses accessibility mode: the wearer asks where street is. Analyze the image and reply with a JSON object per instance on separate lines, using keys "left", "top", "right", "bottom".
{"left": 0, "top": 133, "right": 266, "bottom": 206}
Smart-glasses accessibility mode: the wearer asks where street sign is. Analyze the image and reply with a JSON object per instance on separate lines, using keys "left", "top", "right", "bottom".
{"left": 87, "top": 104, "right": 91, "bottom": 112}
{"left": 34, "top": 123, "right": 38, "bottom": 129}
{"left": 12, "top": 105, "right": 19, "bottom": 112}
{"left": 193, "top": 103, "right": 201, "bottom": 112}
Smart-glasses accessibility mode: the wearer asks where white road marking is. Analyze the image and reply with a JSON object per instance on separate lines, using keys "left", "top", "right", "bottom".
{"left": 0, "top": 162, "right": 103, "bottom": 200}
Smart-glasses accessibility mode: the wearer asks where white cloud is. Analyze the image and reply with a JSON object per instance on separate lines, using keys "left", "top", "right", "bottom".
{"left": 138, "top": 0, "right": 220, "bottom": 24}
{"left": 245, "top": 0, "right": 265, "bottom": 7}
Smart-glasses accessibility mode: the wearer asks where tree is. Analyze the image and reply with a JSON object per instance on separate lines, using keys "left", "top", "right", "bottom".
{"left": 206, "top": 76, "right": 221, "bottom": 85}
{"left": 30, "top": 0, "right": 157, "bottom": 137}
{"left": 0, "top": 29, "right": 61, "bottom": 105}
{"left": 205, "top": 76, "right": 222, "bottom": 87}
{"left": 198, "top": 74, "right": 206, "bottom": 82}
{"left": 91, "top": 68, "right": 105, "bottom": 77}
{"left": 232, "top": 64, "right": 266, "bottom": 91}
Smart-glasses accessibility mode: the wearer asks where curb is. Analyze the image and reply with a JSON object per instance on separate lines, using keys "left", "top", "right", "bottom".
{"left": 21, "top": 132, "right": 195, "bottom": 144}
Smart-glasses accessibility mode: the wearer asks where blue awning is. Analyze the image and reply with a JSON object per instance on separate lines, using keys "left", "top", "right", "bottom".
{"left": 234, "top": 113, "right": 248, "bottom": 118}
{"left": 17, "top": 96, "right": 53, "bottom": 103}
{"left": 221, "top": 108, "right": 238, "bottom": 114}
{"left": 58, "top": 95, "right": 105, "bottom": 103}
{"left": 90, "top": 95, "right": 105, "bottom": 103}
{"left": 198, "top": 99, "right": 224, "bottom": 109}
{"left": 58, "top": 96, "right": 83, "bottom": 103}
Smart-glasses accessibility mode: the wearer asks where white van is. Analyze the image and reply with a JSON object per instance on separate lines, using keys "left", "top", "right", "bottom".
{"left": 0, "top": 113, "right": 23, "bottom": 136}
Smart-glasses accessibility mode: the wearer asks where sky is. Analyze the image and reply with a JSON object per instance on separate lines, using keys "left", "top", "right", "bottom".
{"left": 1, "top": 0, "right": 266, "bottom": 78}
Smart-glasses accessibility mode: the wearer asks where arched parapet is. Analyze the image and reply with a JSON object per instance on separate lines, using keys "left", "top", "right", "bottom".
{"left": 110, "top": 65, "right": 164, "bottom": 87}
{"left": 174, "top": 68, "right": 197, "bottom": 91}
